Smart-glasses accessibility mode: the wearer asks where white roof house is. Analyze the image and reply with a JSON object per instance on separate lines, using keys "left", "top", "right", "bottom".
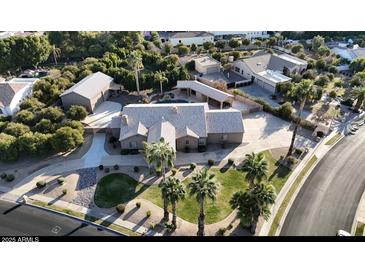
{"left": 0, "top": 78, "right": 38, "bottom": 116}
{"left": 332, "top": 45, "right": 365, "bottom": 61}
{"left": 194, "top": 56, "right": 221, "bottom": 75}
{"left": 162, "top": 31, "right": 214, "bottom": 46}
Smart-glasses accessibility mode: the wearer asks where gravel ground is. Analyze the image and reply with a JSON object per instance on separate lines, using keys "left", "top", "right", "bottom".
{"left": 72, "top": 168, "right": 97, "bottom": 208}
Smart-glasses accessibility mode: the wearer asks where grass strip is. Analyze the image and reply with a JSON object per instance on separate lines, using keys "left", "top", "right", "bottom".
{"left": 355, "top": 222, "right": 365, "bottom": 236}
{"left": 325, "top": 133, "right": 341, "bottom": 146}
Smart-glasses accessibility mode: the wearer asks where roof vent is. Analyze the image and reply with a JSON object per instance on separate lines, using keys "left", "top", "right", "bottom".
{"left": 121, "top": 114, "right": 128, "bottom": 125}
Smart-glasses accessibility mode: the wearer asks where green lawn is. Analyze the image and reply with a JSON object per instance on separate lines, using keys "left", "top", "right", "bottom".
{"left": 93, "top": 150, "right": 291, "bottom": 225}
{"left": 355, "top": 222, "right": 365, "bottom": 236}
{"left": 325, "top": 133, "right": 342, "bottom": 146}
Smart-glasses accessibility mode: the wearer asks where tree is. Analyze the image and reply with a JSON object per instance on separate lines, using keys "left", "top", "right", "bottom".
{"left": 317, "top": 46, "right": 330, "bottom": 57}
{"left": 14, "top": 110, "right": 36, "bottom": 126}
{"left": 350, "top": 58, "right": 365, "bottom": 73}
{"left": 228, "top": 38, "right": 240, "bottom": 49}
{"left": 0, "top": 133, "right": 18, "bottom": 161}
{"left": 142, "top": 138, "right": 176, "bottom": 222}
{"left": 241, "top": 39, "right": 250, "bottom": 46}
{"left": 67, "top": 105, "right": 88, "bottom": 121}
{"left": 40, "top": 107, "right": 65, "bottom": 123}
{"left": 3, "top": 122, "right": 30, "bottom": 137}
{"left": 33, "top": 119, "right": 55, "bottom": 134}
{"left": 129, "top": 50, "right": 144, "bottom": 93}
{"left": 312, "top": 35, "right": 325, "bottom": 52}
{"left": 177, "top": 45, "right": 189, "bottom": 56}
{"left": 351, "top": 86, "right": 365, "bottom": 110}
{"left": 241, "top": 152, "right": 268, "bottom": 189}
{"left": 314, "top": 75, "right": 330, "bottom": 87}
{"left": 302, "top": 69, "right": 317, "bottom": 80}
{"left": 291, "top": 44, "right": 303, "bottom": 54}
{"left": 266, "top": 37, "right": 277, "bottom": 47}
{"left": 190, "top": 43, "right": 197, "bottom": 52}
{"left": 160, "top": 176, "right": 185, "bottom": 228}
{"left": 188, "top": 168, "right": 219, "bottom": 236}
{"left": 51, "top": 126, "right": 84, "bottom": 152}
{"left": 215, "top": 40, "right": 225, "bottom": 51}
{"left": 276, "top": 81, "right": 293, "bottom": 95}
{"left": 20, "top": 97, "right": 45, "bottom": 111}
{"left": 203, "top": 41, "right": 214, "bottom": 51}
{"left": 154, "top": 71, "right": 168, "bottom": 95}
{"left": 163, "top": 43, "right": 172, "bottom": 55}
{"left": 230, "top": 183, "right": 276, "bottom": 232}
{"left": 287, "top": 79, "right": 316, "bottom": 155}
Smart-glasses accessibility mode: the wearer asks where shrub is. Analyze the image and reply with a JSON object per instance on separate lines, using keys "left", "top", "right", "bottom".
{"left": 190, "top": 163, "right": 196, "bottom": 170}
{"left": 146, "top": 210, "right": 152, "bottom": 218}
{"left": 286, "top": 156, "right": 297, "bottom": 167}
{"left": 334, "top": 80, "right": 343, "bottom": 88}
{"left": 217, "top": 228, "right": 226, "bottom": 236}
{"left": 228, "top": 158, "right": 234, "bottom": 165}
{"left": 57, "top": 177, "right": 65, "bottom": 185}
{"left": 62, "top": 189, "right": 67, "bottom": 195}
{"left": 116, "top": 204, "right": 126, "bottom": 214}
{"left": 0, "top": 173, "right": 6, "bottom": 179}
{"left": 277, "top": 102, "right": 293, "bottom": 119}
{"left": 171, "top": 168, "right": 178, "bottom": 176}
{"left": 36, "top": 181, "right": 47, "bottom": 188}
{"left": 156, "top": 170, "right": 162, "bottom": 176}
{"left": 208, "top": 159, "right": 215, "bottom": 166}
{"left": 136, "top": 202, "right": 141, "bottom": 208}
{"left": 329, "top": 90, "right": 337, "bottom": 98}
{"left": 6, "top": 174, "right": 15, "bottom": 182}
{"left": 104, "top": 167, "right": 110, "bottom": 173}
{"left": 99, "top": 165, "right": 104, "bottom": 170}
{"left": 133, "top": 166, "right": 139, "bottom": 173}
{"left": 114, "top": 164, "right": 119, "bottom": 170}
{"left": 295, "top": 148, "right": 303, "bottom": 155}
{"left": 67, "top": 105, "right": 88, "bottom": 121}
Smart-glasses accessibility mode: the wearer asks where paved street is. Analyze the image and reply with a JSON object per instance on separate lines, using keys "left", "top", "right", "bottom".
{"left": 281, "top": 126, "right": 365, "bottom": 236}
{"left": 0, "top": 200, "right": 118, "bottom": 236}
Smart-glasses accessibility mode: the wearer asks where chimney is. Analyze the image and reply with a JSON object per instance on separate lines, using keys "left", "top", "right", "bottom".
{"left": 121, "top": 114, "right": 128, "bottom": 125}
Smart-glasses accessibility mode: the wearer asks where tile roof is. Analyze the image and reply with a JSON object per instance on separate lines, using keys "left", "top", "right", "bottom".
{"left": 205, "top": 109, "right": 244, "bottom": 134}
{"left": 61, "top": 72, "right": 113, "bottom": 99}
{"left": 147, "top": 117, "right": 176, "bottom": 150}
{"left": 0, "top": 82, "right": 28, "bottom": 108}
{"left": 120, "top": 121, "right": 148, "bottom": 140}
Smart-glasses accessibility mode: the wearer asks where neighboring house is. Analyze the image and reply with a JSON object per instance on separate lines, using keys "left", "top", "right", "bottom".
{"left": 176, "top": 80, "right": 234, "bottom": 109}
{"left": 232, "top": 53, "right": 307, "bottom": 92}
{"left": 194, "top": 56, "right": 221, "bottom": 75}
{"left": 212, "top": 31, "right": 269, "bottom": 39}
{"left": 0, "top": 78, "right": 38, "bottom": 116}
{"left": 160, "top": 31, "right": 214, "bottom": 46}
{"left": 331, "top": 44, "right": 365, "bottom": 62}
{"left": 60, "top": 72, "right": 114, "bottom": 112}
{"left": 115, "top": 103, "right": 244, "bottom": 152}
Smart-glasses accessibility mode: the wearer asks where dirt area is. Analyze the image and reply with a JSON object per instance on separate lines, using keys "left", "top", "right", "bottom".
{"left": 270, "top": 147, "right": 289, "bottom": 161}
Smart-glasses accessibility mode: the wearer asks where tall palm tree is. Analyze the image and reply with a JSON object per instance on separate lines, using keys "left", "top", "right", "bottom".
{"left": 154, "top": 71, "right": 168, "bottom": 95}
{"left": 230, "top": 183, "right": 276, "bottom": 233}
{"left": 351, "top": 86, "right": 365, "bottom": 110}
{"left": 241, "top": 152, "right": 268, "bottom": 189}
{"left": 52, "top": 45, "right": 61, "bottom": 65}
{"left": 142, "top": 138, "right": 176, "bottom": 222}
{"left": 287, "top": 79, "right": 316, "bottom": 156}
{"left": 129, "top": 50, "right": 144, "bottom": 94}
{"left": 188, "top": 168, "right": 219, "bottom": 236}
{"left": 160, "top": 177, "right": 185, "bottom": 228}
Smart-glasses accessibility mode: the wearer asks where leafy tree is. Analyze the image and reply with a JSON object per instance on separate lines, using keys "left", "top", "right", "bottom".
{"left": 203, "top": 41, "right": 214, "bottom": 51}
{"left": 314, "top": 75, "right": 330, "bottom": 87}
{"left": 215, "top": 40, "right": 225, "bottom": 51}
{"left": 315, "top": 58, "right": 326, "bottom": 71}
{"left": 51, "top": 126, "right": 84, "bottom": 152}
{"left": 266, "top": 37, "right": 277, "bottom": 47}
{"left": 142, "top": 138, "right": 176, "bottom": 222}
{"left": 277, "top": 102, "right": 294, "bottom": 118}
{"left": 230, "top": 183, "right": 276, "bottom": 231}
{"left": 3, "top": 122, "right": 30, "bottom": 137}
{"left": 302, "top": 69, "right": 317, "bottom": 80}
{"left": 242, "top": 152, "right": 268, "bottom": 189}
{"left": 62, "top": 120, "right": 84, "bottom": 134}
{"left": 350, "top": 58, "right": 365, "bottom": 73}
{"left": 177, "top": 45, "right": 189, "bottom": 56}
{"left": 160, "top": 176, "right": 185, "bottom": 228}
{"left": 129, "top": 50, "right": 144, "bottom": 93}
{"left": 67, "top": 105, "right": 88, "bottom": 121}
{"left": 163, "top": 43, "right": 172, "bottom": 55}
{"left": 317, "top": 46, "right": 330, "bottom": 56}
{"left": 33, "top": 119, "right": 55, "bottom": 133}
{"left": 154, "top": 71, "right": 168, "bottom": 95}
{"left": 241, "top": 39, "right": 250, "bottom": 46}
{"left": 14, "top": 110, "right": 36, "bottom": 126}
{"left": 40, "top": 107, "right": 65, "bottom": 123}
{"left": 276, "top": 81, "right": 293, "bottom": 95}
{"left": 185, "top": 60, "right": 195, "bottom": 71}
{"left": 228, "top": 38, "right": 240, "bottom": 49}
{"left": 351, "top": 71, "right": 365, "bottom": 87}
{"left": 0, "top": 133, "right": 18, "bottom": 161}
{"left": 188, "top": 168, "right": 219, "bottom": 236}
{"left": 20, "top": 97, "right": 45, "bottom": 111}
{"left": 291, "top": 44, "right": 303, "bottom": 54}
{"left": 311, "top": 35, "right": 325, "bottom": 52}
{"left": 351, "top": 86, "right": 365, "bottom": 110}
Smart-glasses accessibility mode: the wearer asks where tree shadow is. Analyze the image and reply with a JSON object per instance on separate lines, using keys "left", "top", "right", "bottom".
{"left": 122, "top": 206, "right": 139, "bottom": 220}
{"left": 2, "top": 203, "right": 22, "bottom": 215}
{"left": 47, "top": 193, "right": 66, "bottom": 206}
{"left": 63, "top": 222, "right": 89, "bottom": 236}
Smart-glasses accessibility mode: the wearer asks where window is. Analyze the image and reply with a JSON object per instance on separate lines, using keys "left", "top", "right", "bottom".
{"left": 186, "top": 140, "right": 189, "bottom": 145}
{"left": 235, "top": 67, "right": 240, "bottom": 73}
{"left": 191, "top": 90, "right": 196, "bottom": 96}
{"left": 198, "top": 138, "right": 206, "bottom": 145}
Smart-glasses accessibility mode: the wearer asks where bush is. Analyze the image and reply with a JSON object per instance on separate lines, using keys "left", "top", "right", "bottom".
{"left": 62, "top": 189, "right": 67, "bottom": 195}
{"left": 136, "top": 202, "right": 141, "bottom": 208}
{"left": 36, "top": 181, "right": 47, "bottom": 188}
{"left": 99, "top": 165, "right": 104, "bottom": 170}
{"left": 329, "top": 90, "right": 337, "bottom": 98}
{"left": 57, "top": 177, "right": 65, "bottom": 185}
{"left": 0, "top": 173, "right": 6, "bottom": 179}
{"left": 294, "top": 148, "right": 303, "bottom": 155}
{"left": 228, "top": 158, "right": 234, "bottom": 165}
{"left": 116, "top": 204, "right": 126, "bottom": 214}
{"left": 134, "top": 166, "right": 139, "bottom": 173}
{"left": 104, "top": 167, "right": 110, "bottom": 173}
{"left": 217, "top": 228, "right": 226, "bottom": 236}
{"left": 208, "top": 159, "right": 215, "bottom": 166}
{"left": 334, "top": 80, "right": 343, "bottom": 88}
{"left": 6, "top": 174, "right": 15, "bottom": 182}
{"left": 146, "top": 210, "right": 152, "bottom": 218}
{"left": 277, "top": 102, "right": 293, "bottom": 119}
{"left": 190, "top": 163, "right": 196, "bottom": 170}
{"left": 171, "top": 168, "right": 178, "bottom": 176}
{"left": 286, "top": 156, "right": 297, "bottom": 167}
{"left": 114, "top": 164, "right": 119, "bottom": 170}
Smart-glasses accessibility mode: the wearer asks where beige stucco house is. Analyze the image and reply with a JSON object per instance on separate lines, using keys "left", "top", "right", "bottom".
{"left": 114, "top": 103, "right": 244, "bottom": 152}
{"left": 60, "top": 72, "right": 113, "bottom": 112}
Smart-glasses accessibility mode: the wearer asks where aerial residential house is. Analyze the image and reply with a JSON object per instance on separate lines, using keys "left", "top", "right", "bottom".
{"left": 193, "top": 56, "right": 221, "bottom": 75}
{"left": 331, "top": 44, "right": 365, "bottom": 62}
{"left": 212, "top": 31, "right": 269, "bottom": 39}
{"left": 0, "top": 78, "right": 38, "bottom": 116}
{"left": 160, "top": 31, "right": 214, "bottom": 46}
{"left": 115, "top": 103, "right": 244, "bottom": 152}
{"left": 176, "top": 80, "right": 234, "bottom": 109}
{"left": 232, "top": 53, "right": 307, "bottom": 92}
{"left": 60, "top": 72, "right": 114, "bottom": 112}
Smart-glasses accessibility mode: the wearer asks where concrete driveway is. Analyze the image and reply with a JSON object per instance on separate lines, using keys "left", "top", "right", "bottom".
{"left": 82, "top": 133, "right": 109, "bottom": 166}
{"left": 83, "top": 101, "right": 121, "bottom": 128}
{"left": 239, "top": 84, "right": 279, "bottom": 107}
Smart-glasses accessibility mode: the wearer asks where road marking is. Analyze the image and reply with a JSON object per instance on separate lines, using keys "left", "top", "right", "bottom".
{"left": 51, "top": 226, "right": 62, "bottom": 234}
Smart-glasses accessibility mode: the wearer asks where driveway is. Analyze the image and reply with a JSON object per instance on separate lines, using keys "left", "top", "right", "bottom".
{"left": 281, "top": 126, "right": 365, "bottom": 236}
{"left": 239, "top": 84, "right": 279, "bottom": 107}
{"left": 83, "top": 101, "right": 121, "bottom": 128}
{"left": 82, "top": 133, "right": 109, "bottom": 167}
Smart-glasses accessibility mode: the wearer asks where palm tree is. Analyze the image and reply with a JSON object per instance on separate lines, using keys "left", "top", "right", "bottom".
{"left": 154, "top": 71, "right": 168, "bottom": 95}
{"left": 188, "top": 168, "right": 219, "bottom": 236}
{"left": 52, "top": 45, "right": 61, "bottom": 65}
{"left": 230, "top": 183, "right": 276, "bottom": 233}
{"left": 142, "top": 138, "right": 176, "bottom": 222}
{"left": 160, "top": 177, "right": 185, "bottom": 228}
{"left": 287, "top": 79, "right": 316, "bottom": 156}
{"left": 241, "top": 152, "right": 268, "bottom": 189}
{"left": 351, "top": 86, "right": 365, "bottom": 110}
{"left": 129, "top": 50, "right": 144, "bottom": 94}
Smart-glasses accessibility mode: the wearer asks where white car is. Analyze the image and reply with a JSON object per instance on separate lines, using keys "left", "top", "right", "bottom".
{"left": 336, "top": 230, "right": 351, "bottom": 236}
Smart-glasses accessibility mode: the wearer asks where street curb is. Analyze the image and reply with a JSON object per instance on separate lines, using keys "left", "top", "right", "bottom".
{"left": 351, "top": 189, "right": 365, "bottom": 235}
